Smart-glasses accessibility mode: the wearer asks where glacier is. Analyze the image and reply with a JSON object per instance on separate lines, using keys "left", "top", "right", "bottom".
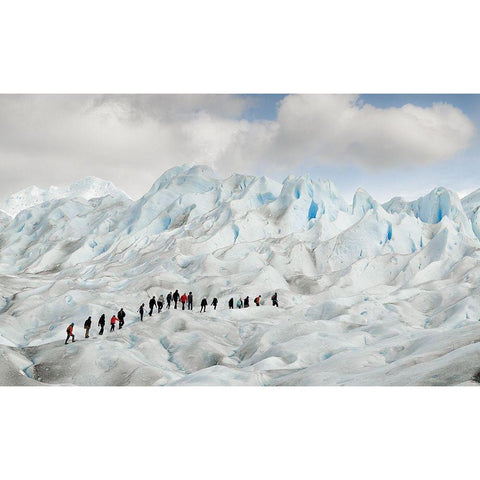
{"left": 1, "top": 164, "right": 480, "bottom": 386}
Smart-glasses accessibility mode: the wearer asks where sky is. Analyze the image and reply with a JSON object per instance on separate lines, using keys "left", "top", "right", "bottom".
{"left": 0, "top": 93, "right": 479, "bottom": 204}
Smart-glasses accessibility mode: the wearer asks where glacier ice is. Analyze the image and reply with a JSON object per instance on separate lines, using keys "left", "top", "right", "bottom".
{"left": 1, "top": 165, "right": 480, "bottom": 386}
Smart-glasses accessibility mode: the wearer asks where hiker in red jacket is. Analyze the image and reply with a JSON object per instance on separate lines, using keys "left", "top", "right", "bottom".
{"left": 110, "top": 315, "right": 117, "bottom": 332}
{"left": 180, "top": 293, "right": 188, "bottom": 310}
{"left": 65, "top": 323, "right": 75, "bottom": 344}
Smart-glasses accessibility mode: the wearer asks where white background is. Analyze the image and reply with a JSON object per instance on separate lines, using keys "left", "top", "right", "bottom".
{"left": 1, "top": 1, "right": 479, "bottom": 479}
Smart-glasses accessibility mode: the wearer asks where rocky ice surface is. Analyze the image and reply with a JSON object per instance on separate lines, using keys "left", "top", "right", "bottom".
{"left": 1, "top": 164, "right": 480, "bottom": 386}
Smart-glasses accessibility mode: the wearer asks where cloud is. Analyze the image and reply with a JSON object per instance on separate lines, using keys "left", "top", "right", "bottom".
{"left": 188, "top": 94, "right": 476, "bottom": 177}
{"left": 91, "top": 94, "right": 253, "bottom": 122}
{"left": 0, "top": 94, "right": 253, "bottom": 199}
{"left": 247, "top": 94, "right": 476, "bottom": 169}
{"left": 0, "top": 94, "right": 475, "bottom": 200}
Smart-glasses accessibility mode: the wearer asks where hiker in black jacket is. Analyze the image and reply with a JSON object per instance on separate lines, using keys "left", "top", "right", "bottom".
{"left": 271, "top": 292, "right": 279, "bottom": 307}
{"left": 211, "top": 298, "right": 218, "bottom": 310}
{"left": 149, "top": 296, "right": 157, "bottom": 316}
{"left": 117, "top": 308, "right": 126, "bottom": 329}
{"left": 166, "top": 292, "right": 172, "bottom": 309}
{"left": 138, "top": 303, "right": 145, "bottom": 321}
{"left": 187, "top": 292, "right": 193, "bottom": 311}
{"left": 200, "top": 298, "right": 207, "bottom": 313}
{"left": 98, "top": 314, "right": 105, "bottom": 335}
{"left": 84, "top": 317, "right": 92, "bottom": 338}
{"left": 173, "top": 290, "right": 180, "bottom": 309}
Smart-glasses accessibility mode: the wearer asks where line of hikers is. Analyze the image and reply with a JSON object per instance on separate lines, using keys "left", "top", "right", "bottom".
{"left": 141, "top": 291, "right": 279, "bottom": 316}
{"left": 64, "top": 292, "right": 279, "bottom": 344}
{"left": 229, "top": 292, "right": 278, "bottom": 309}
{"left": 65, "top": 307, "right": 127, "bottom": 343}
{"left": 141, "top": 290, "right": 199, "bottom": 316}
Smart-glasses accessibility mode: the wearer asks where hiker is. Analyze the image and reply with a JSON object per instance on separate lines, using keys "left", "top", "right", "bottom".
{"left": 200, "top": 298, "right": 207, "bottom": 313}
{"left": 118, "top": 308, "right": 126, "bottom": 329}
{"left": 244, "top": 296, "right": 250, "bottom": 308}
{"left": 228, "top": 298, "right": 234, "bottom": 309}
{"left": 65, "top": 323, "right": 75, "bottom": 344}
{"left": 180, "top": 293, "right": 188, "bottom": 310}
{"left": 110, "top": 315, "right": 117, "bottom": 332}
{"left": 211, "top": 297, "right": 218, "bottom": 310}
{"left": 237, "top": 298, "right": 243, "bottom": 309}
{"left": 84, "top": 316, "right": 92, "bottom": 338}
{"left": 272, "top": 292, "right": 279, "bottom": 307}
{"left": 166, "top": 292, "right": 172, "bottom": 309}
{"left": 173, "top": 290, "right": 180, "bottom": 309}
{"left": 98, "top": 314, "right": 105, "bottom": 335}
{"left": 254, "top": 295, "right": 261, "bottom": 306}
{"left": 187, "top": 292, "right": 193, "bottom": 310}
{"left": 149, "top": 296, "right": 156, "bottom": 316}
{"left": 158, "top": 295, "right": 164, "bottom": 313}
{"left": 138, "top": 303, "right": 145, "bottom": 321}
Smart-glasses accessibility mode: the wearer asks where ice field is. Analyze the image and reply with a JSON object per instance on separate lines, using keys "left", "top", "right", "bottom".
{"left": 1, "top": 164, "right": 480, "bottom": 385}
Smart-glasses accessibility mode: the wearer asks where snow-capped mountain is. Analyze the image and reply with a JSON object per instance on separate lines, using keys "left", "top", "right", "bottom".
{"left": 1, "top": 164, "right": 480, "bottom": 386}
{"left": 0, "top": 176, "right": 130, "bottom": 217}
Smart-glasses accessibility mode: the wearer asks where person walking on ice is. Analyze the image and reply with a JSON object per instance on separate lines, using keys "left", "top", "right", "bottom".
{"left": 98, "top": 314, "right": 105, "bottom": 335}
{"left": 180, "top": 293, "right": 187, "bottom": 310}
{"left": 149, "top": 296, "right": 157, "bottom": 316}
{"left": 110, "top": 315, "right": 117, "bottom": 332}
{"left": 65, "top": 323, "right": 75, "bottom": 344}
{"left": 158, "top": 295, "right": 164, "bottom": 313}
{"left": 200, "top": 297, "right": 208, "bottom": 313}
{"left": 211, "top": 298, "right": 218, "bottom": 310}
{"left": 118, "top": 308, "right": 126, "bottom": 329}
{"left": 271, "top": 292, "right": 279, "bottom": 307}
{"left": 173, "top": 290, "right": 180, "bottom": 309}
{"left": 244, "top": 296, "right": 249, "bottom": 308}
{"left": 254, "top": 295, "right": 261, "bottom": 306}
{"left": 228, "top": 298, "right": 234, "bottom": 309}
{"left": 237, "top": 298, "right": 243, "bottom": 308}
{"left": 188, "top": 292, "right": 193, "bottom": 310}
{"left": 138, "top": 303, "right": 145, "bottom": 321}
{"left": 84, "top": 316, "right": 92, "bottom": 338}
{"left": 166, "top": 292, "right": 172, "bottom": 309}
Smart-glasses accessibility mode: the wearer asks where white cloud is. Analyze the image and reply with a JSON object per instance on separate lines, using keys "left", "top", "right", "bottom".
{"left": 264, "top": 94, "right": 476, "bottom": 168}
{"left": 91, "top": 94, "right": 252, "bottom": 121}
{"left": 0, "top": 94, "right": 475, "bottom": 200}
{"left": 195, "top": 94, "right": 476, "bottom": 177}
{"left": 0, "top": 95, "right": 254, "bottom": 198}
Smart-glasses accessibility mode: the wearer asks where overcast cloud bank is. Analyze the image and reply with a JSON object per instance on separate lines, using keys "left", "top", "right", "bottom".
{"left": 0, "top": 94, "right": 475, "bottom": 200}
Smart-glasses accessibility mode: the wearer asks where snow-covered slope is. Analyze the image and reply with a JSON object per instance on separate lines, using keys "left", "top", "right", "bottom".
{"left": 382, "top": 187, "right": 476, "bottom": 238}
{"left": 1, "top": 165, "right": 480, "bottom": 386}
{"left": 462, "top": 188, "right": 480, "bottom": 240}
{"left": 0, "top": 210, "right": 11, "bottom": 229}
{"left": 0, "top": 176, "right": 130, "bottom": 217}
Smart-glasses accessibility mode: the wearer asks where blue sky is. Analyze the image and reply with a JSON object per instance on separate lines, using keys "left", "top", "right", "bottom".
{"left": 240, "top": 94, "right": 287, "bottom": 121}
